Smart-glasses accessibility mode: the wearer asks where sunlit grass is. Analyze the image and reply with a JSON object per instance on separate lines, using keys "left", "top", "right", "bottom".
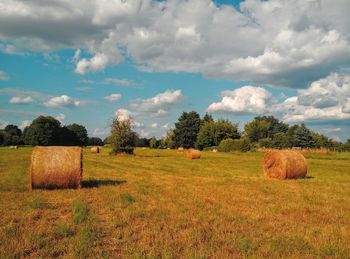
{"left": 0, "top": 147, "right": 349, "bottom": 257}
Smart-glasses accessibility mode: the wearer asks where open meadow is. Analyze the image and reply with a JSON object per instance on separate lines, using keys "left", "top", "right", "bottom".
{"left": 0, "top": 147, "right": 350, "bottom": 258}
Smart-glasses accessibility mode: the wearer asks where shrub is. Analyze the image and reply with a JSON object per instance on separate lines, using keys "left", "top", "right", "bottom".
{"left": 218, "top": 138, "right": 251, "bottom": 152}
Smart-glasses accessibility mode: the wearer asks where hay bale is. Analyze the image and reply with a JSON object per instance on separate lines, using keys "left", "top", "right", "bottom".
{"left": 30, "top": 146, "right": 82, "bottom": 189}
{"left": 90, "top": 146, "right": 100, "bottom": 153}
{"left": 9, "top": 145, "right": 18, "bottom": 149}
{"left": 177, "top": 147, "right": 184, "bottom": 152}
{"left": 187, "top": 149, "right": 201, "bottom": 159}
{"left": 263, "top": 150, "right": 307, "bottom": 179}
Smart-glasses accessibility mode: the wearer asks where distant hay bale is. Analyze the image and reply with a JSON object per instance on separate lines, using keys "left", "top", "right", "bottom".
{"left": 90, "top": 146, "right": 100, "bottom": 153}
{"left": 187, "top": 149, "right": 201, "bottom": 159}
{"left": 177, "top": 147, "right": 184, "bottom": 152}
{"left": 212, "top": 149, "right": 218, "bottom": 153}
{"left": 263, "top": 150, "right": 307, "bottom": 180}
{"left": 30, "top": 146, "right": 82, "bottom": 189}
{"left": 9, "top": 146, "right": 18, "bottom": 149}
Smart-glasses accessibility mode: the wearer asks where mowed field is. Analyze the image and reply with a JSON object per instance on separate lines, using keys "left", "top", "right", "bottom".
{"left": 0, "top": 147, "right": 350, "bottom": 258}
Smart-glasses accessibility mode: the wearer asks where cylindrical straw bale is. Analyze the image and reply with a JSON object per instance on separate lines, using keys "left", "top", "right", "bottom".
{"left": 30, "top": 146, "right": 82, "bottom": 189}
{"left": 91, "top": 146, "right": 100, "bottom": 153}
{"left": 187, "top": 149, "right": 201, "bottom": 159}
{"left": 177, "top": 147, "right": 184, "bottom": 152}
{"left": 263, "top": 150, "right": 307, "bottom": 179}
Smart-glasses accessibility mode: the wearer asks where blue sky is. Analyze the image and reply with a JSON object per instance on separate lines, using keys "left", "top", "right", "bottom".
{"left": 1, "top": 0, "right": 350, "bottom": 141}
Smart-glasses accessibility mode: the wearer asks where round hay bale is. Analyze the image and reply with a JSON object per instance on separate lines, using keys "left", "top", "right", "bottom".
{"left": 90, "top": 146, "right": 100, "bottom": 153}
{"left": 187, "top": 149, "right": 201, "bottom": 159}
{"left": 30, "top": 146, "right": 82, "bottom": 189}
{"left": 263, "top": 150, "right": 307, "bottom": 179}
{"left": 177, "top": 147, "right": 184, "bottom": 152}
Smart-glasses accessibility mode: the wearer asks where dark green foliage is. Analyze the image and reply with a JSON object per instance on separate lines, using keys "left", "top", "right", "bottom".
{"left": 65, "top": 123, "right": 88, "bottom": 146}
{"left": 287, "top": 124, "right": 315, "bottom": 148}
{"left": 163, "top": 129, "right": 175, "bottom": 149}
{"left": 87, "top": 137, "right": 103, "bottom": 146}
{"left": 218, "top": 138, "right": 251, "bottom": 152}
{"left": 22, "top": 116, "right": 61, "bottom": 146}
{"left": 136, "top": 138, "right": 150, "bottom": 147}
{"left": 196, "top": 119, "right": 240, "bottom": 150}
{"left": 272, "top": 132, "right": 293, "bottom": 149}
{"left": 1, "top": 125, "right": 22, "bottom": 146}
{"left": 245, "top": 116, "right": 288, "bottom": 142}
{"left": 174, "top": 111, "right": 201, "bottom": 148}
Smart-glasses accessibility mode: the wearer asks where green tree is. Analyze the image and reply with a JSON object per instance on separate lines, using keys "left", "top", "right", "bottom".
{"left": 244, "top": 116, "right": 288, "bottom": 142}
{"left": 164, "top": 129, "right": 175, "bottom": 149}
{"left": 272, "top": 132, "right": 292, "bottom": 149}
{"left": 218, "top": 138, "right": 251, "bottom": 152}
{"left": 22, "top": 116, "right": 61, "bottom": 146}
{"left": 87, "top": 137, "right": 103, "bottom": 146}
{"left": 174, "top": 111, "right": 201, "bottom": 148}
{"left": 287, "top": 124, "right": 315, "bottom": 148}
{"left": 65, "top": 123, "right": 88, "bottom": 146}
{"left": 109, "top": 118, "right": 138, "bottom": 154}
{"left": 310, "top": 131, "right": 330, "bottom": 148}
{"left": 149, "top": 137, "right": 158, "bottom": 149}
{"left": 196, "top": 119, "right": 239, "bottom": 149}
{"left": 2, "top": 125, "right": 22, "bottom": 145}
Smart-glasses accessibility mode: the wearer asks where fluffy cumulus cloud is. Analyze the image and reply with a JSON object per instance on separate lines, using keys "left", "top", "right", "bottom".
{"left": 55, "top": 113, "right": 66, "bottom": 123}
{"left": 1, "top": 0, "right": 349, "bottom": 87}
{"left": 104, "top": 93, "right": 121, "bottom": 102}
{"left": 44, "top": 95, "right": 81, "bottom": 108}
{"left": 9, "top": 96, "right": 33, "bottom": 104}
{"left": 115, "top": 108, "right": 132, "bottom": 121}
{"left": 0, "top": 70, "right": 9, "bottom": 80}
{"left": 209, "top": 73, "right": 350, "bottom": 124}
{"left": 129, "top": 89, "right": 184, "bottom": 116}
{"left": 208, "top": 86, "right": 275, "bottom": 115}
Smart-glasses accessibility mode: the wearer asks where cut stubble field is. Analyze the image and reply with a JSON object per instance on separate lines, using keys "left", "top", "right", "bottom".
{"left": 0, "top": 147, "right": 349, "bottom": 258}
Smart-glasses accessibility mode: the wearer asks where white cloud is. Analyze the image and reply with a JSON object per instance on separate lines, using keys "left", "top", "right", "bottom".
{"left": 44, "top": 95, "right": 81, "bottom": 108}
{"left": 208, "top": 86, "right": 274, "bottom": 115}
{"left": 0, "top": 70, "right": 9, "bottom": 80}
{"left": 104, "top": 93, "right": 121, "bottom": 102}
{"left": 93, "top": 127, "right": 106, "bottom": 136}
{"left": 55, "top": 113, "right": 66, "bottom": 123}
{"left": 129, "top": 89, "right": 184, "bottom": 115}
{"left": 19, "top": 120, "right": 31, "bottom": 130}
{"left": 0, "top": 120, "right": 10, "bottom": 129}
{"left": 115, "top": 108, "right": 131, "bottom": 121}
{"left": 9, "top": 96, "right": 33, "bottom": 104}
{"left": 150, "top": 123, "right": 158, "bottom": 128}
{"left": 104, "top": 78, "right": 134, "bottom": 87}
{"left": 1, "top": 0, "right": 349, "bottom": 86}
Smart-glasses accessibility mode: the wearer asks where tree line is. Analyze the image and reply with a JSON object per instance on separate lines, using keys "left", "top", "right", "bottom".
{"left": 140, "top": 112, "right": 350, "bottom": 152}
{"left": 2, "top": 113, "right": 349, "bottom": 152}
{"left": 0, "top": 116, "right": 103, "bottom": 147}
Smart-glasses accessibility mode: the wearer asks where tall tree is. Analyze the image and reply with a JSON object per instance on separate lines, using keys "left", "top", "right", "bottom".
{"left": 2, "top": 125, "right": 22, "bottom": 145}
{"left": 244, "top": 116, "right": 288, "bottom": 142}
{"left": 109, "top": 118, "right": 138, "bottom": 154}
{"left": 22, "top": 116, "right": 61, "bottom": 146}
{"left": 287, "top": 124, "right": 315, "bottom": 148}
{"left": 173, "top": 111, "right": 201, "bottom": 148}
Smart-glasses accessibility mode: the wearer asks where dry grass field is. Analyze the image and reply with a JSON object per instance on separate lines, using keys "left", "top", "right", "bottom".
{"left": 0, "top": 147, "right": 350, "bottom": 258}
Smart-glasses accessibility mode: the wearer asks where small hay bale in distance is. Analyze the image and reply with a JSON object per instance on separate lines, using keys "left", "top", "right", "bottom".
{"left": 30, "top": 146, "right": 82, "bottom": 190}
{"left": 263, "top": 150, "right": 307, "bottom": 180}
{"left": 90, "top": 146, "right": 100, "bottom": 153}
{"left": 177, "top": 147, "right": 184, "bottom": 152}
{"left": 9, "top": 145, "right": 18, "bottom": 149}
{"left": 187, "top": 149, "right": 201, "bottom": 159}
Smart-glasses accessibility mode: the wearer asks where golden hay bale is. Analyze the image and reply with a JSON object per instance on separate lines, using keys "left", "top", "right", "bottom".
{"left": 9, "top": 145, "right": 18, "bottom": 149}
{"left": 90, "top": 146, "right": 100, "bottom": 153}
{"left": 30, "top": 146, "right": 82, "bottom": 189}
{"left": 187, "top": 149, "right": 201, "bottom": 159}
{"left": 177, "top": 147, "right": 184, "bottom": 152}
{"left": 263, "top": 150, "right": 307, "bottom": 180}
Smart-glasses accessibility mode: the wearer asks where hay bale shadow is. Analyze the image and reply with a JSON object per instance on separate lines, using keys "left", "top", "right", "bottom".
{"left": 81, "top": 179, "right": 126, "bottom": 188}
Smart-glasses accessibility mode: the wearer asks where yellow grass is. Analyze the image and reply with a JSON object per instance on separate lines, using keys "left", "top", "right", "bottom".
{"left": 0, "top": 147, "right": 350, "bottom": 257}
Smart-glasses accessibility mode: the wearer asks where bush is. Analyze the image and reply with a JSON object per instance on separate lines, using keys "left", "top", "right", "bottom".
{"left": 110, "top": 147, "right": 134, "bottom": 155}
{"left": 218, "top": 138, "right": 251, "bottom": 152}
